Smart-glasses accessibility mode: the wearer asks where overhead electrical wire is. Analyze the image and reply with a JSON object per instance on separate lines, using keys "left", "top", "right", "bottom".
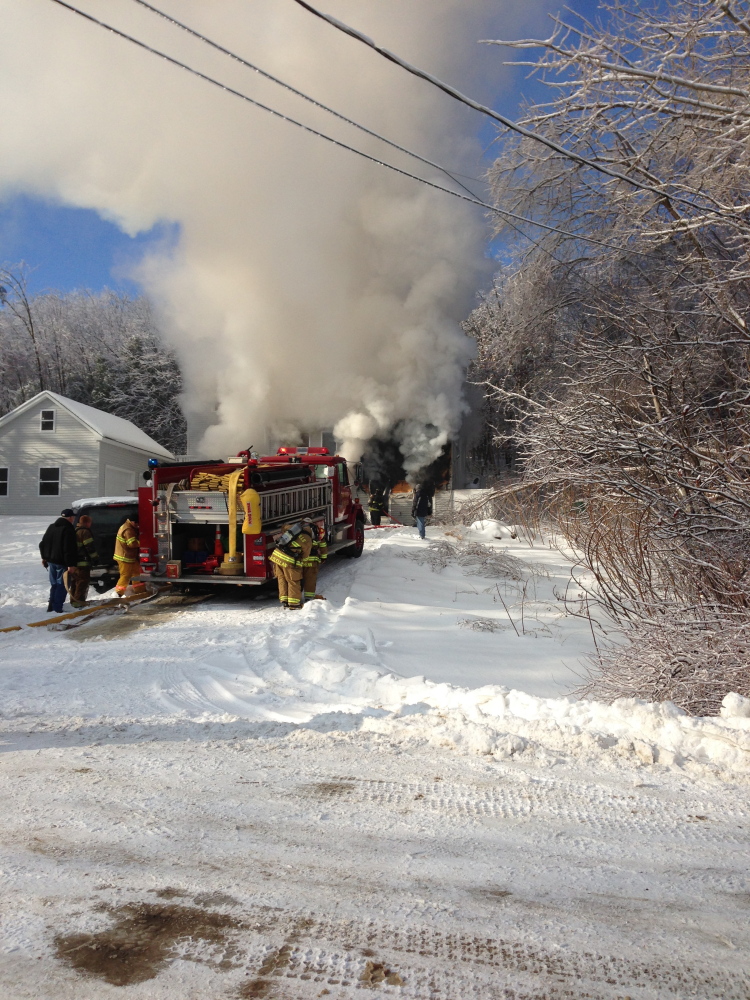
{"left": 47, "top": 0, "right": 648, "bottom": 257}
{"left": 127, "top": 0, "right": 483, "bottom": 198}
{"left": 290, "top": 0, "right": 730, "bottom": 222}
{"left": 125, "top": 0, "right": 559, "bottom": 254}
{"left": 125, "top": 1, "right": 738, "bottom": 325}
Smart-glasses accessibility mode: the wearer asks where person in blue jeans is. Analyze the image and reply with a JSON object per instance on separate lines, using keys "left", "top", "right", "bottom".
{"left": 411, "top": 483, "right": 433, "bottom": 539}
{"left": 39, "top": 508, "right": 78, "bottom": 613}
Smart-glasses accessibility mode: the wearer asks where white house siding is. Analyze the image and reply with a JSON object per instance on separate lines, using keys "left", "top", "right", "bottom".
{"left": 98, "top": 441, "right": 154, "bottom": 496}
{"left": 0, "top": 398, "right": 100, "bottom": 515}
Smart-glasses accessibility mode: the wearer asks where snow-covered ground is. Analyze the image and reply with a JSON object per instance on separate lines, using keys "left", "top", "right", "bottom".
{"left": 1, "top": 516, "right": 749, "bottom": 998}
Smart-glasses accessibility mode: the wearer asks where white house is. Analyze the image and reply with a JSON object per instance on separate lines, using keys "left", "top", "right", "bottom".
{"left": 0, "top": 391, "right": 173, "bottom": 515}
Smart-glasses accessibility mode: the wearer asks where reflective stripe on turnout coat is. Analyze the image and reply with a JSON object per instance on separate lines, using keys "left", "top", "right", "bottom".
{"left": 114, "top": 519, "right": 139, "bottom": 564}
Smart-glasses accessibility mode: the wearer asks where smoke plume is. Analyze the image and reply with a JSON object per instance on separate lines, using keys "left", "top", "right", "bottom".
{"left": 0, "top": 0, "right": 532, "bottom": 472}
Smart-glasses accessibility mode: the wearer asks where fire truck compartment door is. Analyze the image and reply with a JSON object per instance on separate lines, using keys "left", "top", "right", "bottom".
{"left": 171, "top": 491, "right": 244, "bottom": 523}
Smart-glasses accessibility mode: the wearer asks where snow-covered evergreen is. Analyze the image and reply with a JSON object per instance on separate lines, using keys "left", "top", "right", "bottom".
{"left": 0, "top": 272, "right": 186, "bottom": 454}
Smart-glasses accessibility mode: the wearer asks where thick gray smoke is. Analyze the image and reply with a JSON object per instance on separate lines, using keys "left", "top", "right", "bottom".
{"left": 0, "top": 0, "right": 534, "bottom": 472}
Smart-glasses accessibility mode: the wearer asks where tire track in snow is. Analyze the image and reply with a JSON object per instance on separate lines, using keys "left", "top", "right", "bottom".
{"left": 6, "top": 735, "right": 748, "bottom": 999}
{"left": 156, "top": 604, "right": 283, "bottom": 716}
{"left": 230, "top": 904, "right": 750, "bottom": 999}
{"left": 296, "top": 774, "right": 749, "bottom": 846}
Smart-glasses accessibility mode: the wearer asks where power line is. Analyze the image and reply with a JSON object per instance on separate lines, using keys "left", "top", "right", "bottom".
{"left": 143, "top": 1, "right": 623, "bottom": 265}
{"left": 290, "top": 0, "right": 730, "bottom": 222}
{"left": 129, "top": 0, "right": 569, "bottom": 257}
{"left": 127, "top": 0, "right": 483, "bottom": 199}
{"left": 47, "top": 0, "right": 648, "bottom": 257}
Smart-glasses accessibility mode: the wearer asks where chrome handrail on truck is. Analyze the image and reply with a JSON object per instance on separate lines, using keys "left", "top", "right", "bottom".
{"left": 169, "top": 480, "right": 332, "bottom": 527}
{"left": 260, "top": 481, "right": 331, "bottom": 525}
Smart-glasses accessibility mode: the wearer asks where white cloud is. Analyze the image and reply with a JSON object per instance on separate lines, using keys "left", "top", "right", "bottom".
{"left": 0, "top": 0, "right": 534, "bottom": 470}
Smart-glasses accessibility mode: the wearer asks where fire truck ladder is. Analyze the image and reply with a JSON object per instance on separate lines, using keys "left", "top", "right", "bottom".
{"left": 260, "top": 481, "right": 331, "bottom": 527}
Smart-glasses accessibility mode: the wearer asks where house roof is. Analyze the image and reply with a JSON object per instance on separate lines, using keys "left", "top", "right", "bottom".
{"left": 0, "top": 391, "right": 174, "bottom": 459}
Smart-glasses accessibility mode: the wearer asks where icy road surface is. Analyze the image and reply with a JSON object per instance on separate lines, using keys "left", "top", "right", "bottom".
{"left": 1, "top": 517, "right": 749, "bottom": 998}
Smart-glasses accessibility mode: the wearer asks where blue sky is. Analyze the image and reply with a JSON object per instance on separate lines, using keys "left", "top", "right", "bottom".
{"left": 0, "top": 0, "right": 607, "bottom": 296}
{"left": 0, "top": 197, "right": 178, "bottom": 296}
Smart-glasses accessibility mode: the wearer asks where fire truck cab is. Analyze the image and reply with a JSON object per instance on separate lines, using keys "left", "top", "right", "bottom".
{"left": 138, "top": 447, "right": 365, "bottom": 587}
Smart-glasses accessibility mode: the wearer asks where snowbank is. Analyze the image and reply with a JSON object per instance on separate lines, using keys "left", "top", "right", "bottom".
{"left": 360, "top": 684, "right": 750, "bottom": 776}
{"left": 1, "top": 517, "right": 748, "bottom": 778}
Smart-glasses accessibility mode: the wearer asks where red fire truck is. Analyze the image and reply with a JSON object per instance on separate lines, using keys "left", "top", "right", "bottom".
{"left": 137, "top": 447, "right": 365, "bottom": 587}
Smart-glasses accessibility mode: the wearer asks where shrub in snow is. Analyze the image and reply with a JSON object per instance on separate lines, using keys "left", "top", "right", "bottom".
{"left": 405, "top": 539, "right": 530, "bottom": 581}
{"left": 462, "top": 0, "right": 750, "bottom": 717}
{"left": 578, "top": 618, "right": 750, "bottom": 717}
{"left": 458, "top": 616, "right": 510, "bottom": 633}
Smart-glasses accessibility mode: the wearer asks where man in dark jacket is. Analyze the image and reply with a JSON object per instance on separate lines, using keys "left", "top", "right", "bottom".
{"left": 39, "top": 508, "right": 78, "bottom": 614}
{"left": 411, "top": 483, "right": 433, "bottom": 539}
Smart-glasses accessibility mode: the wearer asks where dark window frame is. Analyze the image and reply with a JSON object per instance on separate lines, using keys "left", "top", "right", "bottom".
{"left": 39, "top": 466, "right": 61, "bottom": 496}
{"left": 0, "top": 468, "right": 7, "bottom": 497}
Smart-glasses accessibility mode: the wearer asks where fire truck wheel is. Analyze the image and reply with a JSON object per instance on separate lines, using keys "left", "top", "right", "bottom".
{"left": 346, "top": 518, "right": 366, "bottom": 558}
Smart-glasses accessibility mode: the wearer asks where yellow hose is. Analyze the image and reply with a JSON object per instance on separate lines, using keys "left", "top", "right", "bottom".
{"left": 219, "top": 467, "right": 246, "bottom": 574}
{"left": 226, "top": 467, "right": 245, "bottom": 557}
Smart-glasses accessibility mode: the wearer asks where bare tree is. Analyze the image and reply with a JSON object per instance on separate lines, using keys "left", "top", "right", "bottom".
{"left": 468, "top": 0, "right": 750, "bottom": 712}
{"left": 0, "top": 264, "right": 46, "bottom": 392}
{"left": 0, "top": 273, "right": 187, "bottom": 454}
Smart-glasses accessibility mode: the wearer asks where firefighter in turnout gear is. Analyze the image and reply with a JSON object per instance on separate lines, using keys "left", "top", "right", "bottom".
{"left": 114, "top": 516, "right": 145, "bottom": 596}
{"left": 301, "top": 520, "right": 328, "bottom": 602}
{"left": 368, "top": 487, "right": 387, "bottom": 527}
{"left": 69, "top": 514, "right": 99, "bottom": 607}
{"left": 269, "top": 522, "right": 312, "bottom": 609}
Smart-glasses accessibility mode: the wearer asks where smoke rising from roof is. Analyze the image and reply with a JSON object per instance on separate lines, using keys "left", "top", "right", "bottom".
{"left": 0, "top": 0, "right": 528, "bottom": 472}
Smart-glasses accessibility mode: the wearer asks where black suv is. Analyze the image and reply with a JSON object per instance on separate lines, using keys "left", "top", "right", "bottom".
{"left": 72, "top": 497, "right": 140, "bottom": 593}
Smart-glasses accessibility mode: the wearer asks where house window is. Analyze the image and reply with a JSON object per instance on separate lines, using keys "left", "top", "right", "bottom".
{"left": 0, "top": 468, "right": 7, "bottom": 497}
{"left": 40, "top": 409, "right": 55, "bottom": 431}
{"left": 39, "top": 467, "right": 60, "bottom": 496}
